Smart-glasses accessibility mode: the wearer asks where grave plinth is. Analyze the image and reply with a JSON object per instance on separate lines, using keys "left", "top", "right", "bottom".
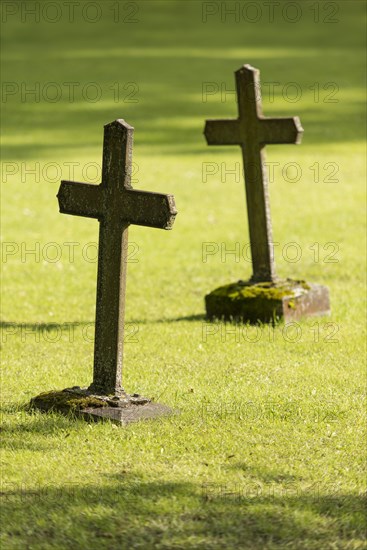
{"left": 204, "top": 64, "right": 330, "bottom": 323}
{"left": 31, "top": 120, "right": 177, "bottom": 425}
{"left": 205, "top": 279, "right": 330, "bottom": 324}
{"left": 31, "top": 388, "right": 174, "bottom": 425}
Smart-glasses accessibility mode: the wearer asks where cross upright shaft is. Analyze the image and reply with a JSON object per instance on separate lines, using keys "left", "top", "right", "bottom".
{"left": 57, "top": 120, "right": 177, "bottom": 396}
{"left": 204, "top": 64, "right": 303, "bottom": 282}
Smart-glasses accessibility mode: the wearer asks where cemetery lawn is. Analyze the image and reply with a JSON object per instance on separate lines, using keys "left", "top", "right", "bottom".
{"left": 1, "top": 2, "right": 366, "bottom": 549}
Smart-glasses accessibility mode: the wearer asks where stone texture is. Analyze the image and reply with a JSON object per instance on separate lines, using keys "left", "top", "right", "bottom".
{"left": 80, "top": 403, "right": 175, "bottom": 425}
{"left": 31, "top": 387, "right": 176, "bottom": 425}
{"left": 205, "top": 279, "right": 330, "bottom": 324}
{"left": 204, "top": 64, "right": 303, "bottom": 283}
{"left": 57, "top": 120, "right": 177, "bottom": 396}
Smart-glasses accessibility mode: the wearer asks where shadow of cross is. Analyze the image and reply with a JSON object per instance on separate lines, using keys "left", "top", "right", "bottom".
{"left": 204, "top": 64, "right": 303, "bottom": 283}
{"left": 57, "top": 119, "right": 177, "bottom": 396}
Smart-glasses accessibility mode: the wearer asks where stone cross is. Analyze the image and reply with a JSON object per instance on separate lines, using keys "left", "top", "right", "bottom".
{"left": 204, "top": 64, "right": 303, "bottom": 282}
{"left": 57, "top": 120, "right": 177, "bottom": 396}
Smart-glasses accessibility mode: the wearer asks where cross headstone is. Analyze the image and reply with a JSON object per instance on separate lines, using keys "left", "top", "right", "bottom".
{"left": 204, "top": 64, "right": 303, "bottom": 283}
{"left": 204, "top": 64, "right": 330, "bottom": 323}
{"left": 57, "top": 119, "right": 177, "bottom": 397}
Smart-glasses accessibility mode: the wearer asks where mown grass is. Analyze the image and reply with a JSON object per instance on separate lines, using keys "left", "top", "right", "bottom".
{"left": 1, "top": 1, "right": 366, "bottom": 548}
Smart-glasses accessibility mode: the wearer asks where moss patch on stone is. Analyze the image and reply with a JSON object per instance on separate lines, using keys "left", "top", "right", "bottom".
{"left": 30, "top": 390, "right": 108, "bottom": 414}
{"left": 205, "top": 279, "right": 311, "bottom": 323}
{"left": 210, "top": 279, "right": 310, "bottom": 301}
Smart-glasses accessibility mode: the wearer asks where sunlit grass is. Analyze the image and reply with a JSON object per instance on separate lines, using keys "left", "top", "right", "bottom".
{"left": 1, "top": 1, "right": 366, "bottom": 548}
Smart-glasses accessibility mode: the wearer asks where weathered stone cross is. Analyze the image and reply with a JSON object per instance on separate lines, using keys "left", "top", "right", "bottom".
{"left": 204, "top": 64, "right": 303, "bottom": 282}
{"left": 57, "top": 119, "right": 177, "bottom": 396}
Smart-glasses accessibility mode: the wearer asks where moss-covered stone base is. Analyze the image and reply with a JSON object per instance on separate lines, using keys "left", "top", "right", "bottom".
{"left": 30, "top": 387, "right": 175, "bottom": 425}
{"left": 30, "top": 389, "right": 109, "bottom": 415}
{"left": 205, "top": 278, "right": 330, "bottom": 323}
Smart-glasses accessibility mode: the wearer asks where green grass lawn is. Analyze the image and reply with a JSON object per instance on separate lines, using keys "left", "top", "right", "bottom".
{"left": 1, "top": 1, "right": 366, "bottom": 548}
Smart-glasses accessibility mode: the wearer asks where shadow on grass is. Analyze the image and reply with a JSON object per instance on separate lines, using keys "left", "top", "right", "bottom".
{"left": 2, "top": 0, "right": 366, "bottom": 174}
{"left": 0, "top": 320, "right": 93, "bottom": 331}
{"left": 1, "top": 472, "right": 365, "bottom": 548}
{"left": 3, "top": 94, "right": 365, "bottom": 162}
{"left": 127, "top": 314, "right": 207, "bottom": 324}
{"left": 0, "top": 316, "right": 206, "bottom": 333}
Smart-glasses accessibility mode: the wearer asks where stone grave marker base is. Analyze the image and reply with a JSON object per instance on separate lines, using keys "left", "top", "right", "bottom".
{"left": 205, "top": 279, "right": 330, "bottom": 324}
{"left": 30, "top": 387, "right": 176, "bottom": 425}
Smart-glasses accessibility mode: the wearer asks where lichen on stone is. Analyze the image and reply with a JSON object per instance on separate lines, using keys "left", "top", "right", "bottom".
{"left": 30, "top": 390, "right": 108, "bottom": 413}
{"left": 205, "top": 278, "right": 311, "bottom": 323}
{"left": 210, "top": 278, "right": 309, "bottom": 301}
